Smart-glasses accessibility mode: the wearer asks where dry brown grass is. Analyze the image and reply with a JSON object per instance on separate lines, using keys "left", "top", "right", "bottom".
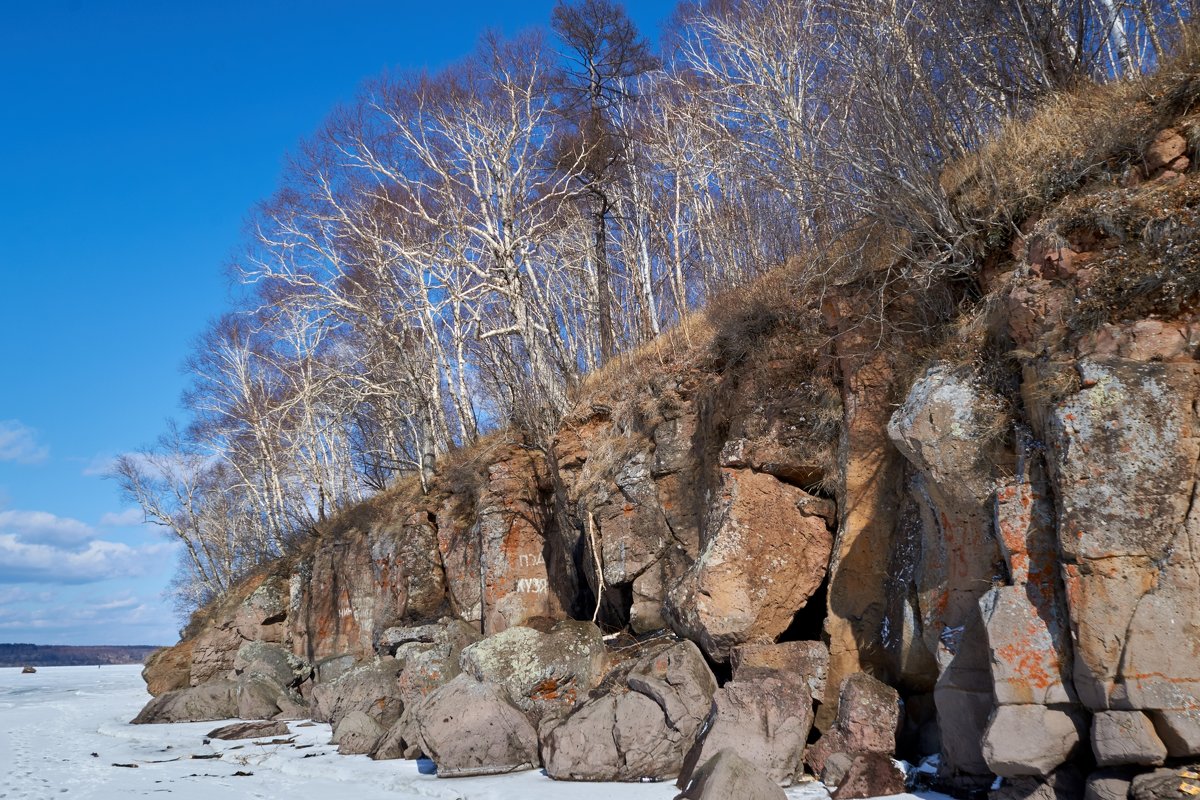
{"left": 945, "top": 28, "right": 1200, "bottom": 263}
{"left": 1052, "top": 175, "right": 1200, "bottom": 332}
{"left": 1023, "top": 359, "right": 1084, "bottom": 407}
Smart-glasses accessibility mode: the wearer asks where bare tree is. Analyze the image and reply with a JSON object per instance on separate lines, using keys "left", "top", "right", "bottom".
{"left": 552, "top": 0, "right": 660, "bottom": 357}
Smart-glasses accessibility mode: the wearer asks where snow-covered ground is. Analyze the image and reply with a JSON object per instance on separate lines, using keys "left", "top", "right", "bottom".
{"left": 0, "top": 665, "right": 942, "bottom": 799}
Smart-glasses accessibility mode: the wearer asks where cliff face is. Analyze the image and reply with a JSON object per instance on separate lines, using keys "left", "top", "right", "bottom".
{"left": 137, "top": 114, "right": 1200, "bottom": 793}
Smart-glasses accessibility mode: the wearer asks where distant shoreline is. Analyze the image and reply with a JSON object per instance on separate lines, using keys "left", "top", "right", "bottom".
{"left": 0, "top": 643, "right": 161, "bottom": 667}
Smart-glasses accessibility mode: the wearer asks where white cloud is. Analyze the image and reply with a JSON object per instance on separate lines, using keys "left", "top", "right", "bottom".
{"left": 89, "top": 595, "right": 140, "bottom": 612}
{"left": 0, "top": 510, "right": 94, "bottom": 547}
{"left": 81, "top": 453, "right": 116, "bottom": 477}
{"left": 0, "top": 586, "right": 33, "bottom": 605}
{"left": 99, "top": 508, "right": 144, "bottom": 527}
{"left": 0, "top": 420, "right": 49, "bottom": 464}
{"left": 0, "top": 533, "right": 174, "bottom": 584}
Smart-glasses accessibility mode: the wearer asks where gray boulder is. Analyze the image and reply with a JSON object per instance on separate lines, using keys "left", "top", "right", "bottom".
{"left": 1092, "top": 711, "right": 1167, "bottom": 767}
{"left": 543, "top": 640, "right": 717, "bottom": 781}
{"left": 680, "top": 673, "right": 815, "bottom": 785}
{"left": 411, "top": 673, "right": 539, "bottom": 777}
{"left": 378, "top": 622, "right": 445, "bottom": 653}
{"left": 1084, "top": 768, "right": 1136, "bottom": 800}
{"left": 676, "top": 750, "right": 786, "bottom": 800}
{"left": 458, "top": 621, "right": 605, "bottom": 721}
{"left": 311, "top": 658, "right": 404, "bottom": 728}
{"left": 207, "top": 720, "right": 290, "bottom": 740}
{"left": 394, "top": 618, "right": 481, "bottom": 708}
{"left": 982, "top": 705, "right": 1088, "bottom": 778}
{"left": 993, "top": 768, "right": 1086, "bottom": 800}
{"left": 235, "top": 673, "right": 290, "bottom": 720}
{"left": 131, "top": 680, "right": 238, "bottom": 724}
{"left": 332, "top": 709, "right": 385, "bottom": 755}
{"left": 233, "top": 641, "right": 311, "bottom": 688}
{"left": 730, "top": 640, "right": 828, "bottom": 701}
{"left": 368, "top": 620, "right": 481, "bottom": 766}
{"left": 1149, "top": 710, "right": 1200, "bottom": 758}
{"left": 313, "top": 653, "right": 357, "bottom": 685}
{"left": 1132, "top": 766, "right": 1200, "bottom": 800}
{"left": 821, "top": 752, "right": 854, "bottom": 787}
{"left": 369, "top": 710, "right": 422, "bottom": 761}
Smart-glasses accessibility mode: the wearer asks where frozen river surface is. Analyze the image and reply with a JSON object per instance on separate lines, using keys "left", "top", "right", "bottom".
{"left": 0, "top": 664, "right": 940, "bottom": 799}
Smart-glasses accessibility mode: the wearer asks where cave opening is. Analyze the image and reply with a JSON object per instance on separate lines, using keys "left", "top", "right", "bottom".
{"left": 594, "top": 582, "right": 633, "bottom": 632}
{"left": 777, "top": 573, "right": 830, "bottom": 644}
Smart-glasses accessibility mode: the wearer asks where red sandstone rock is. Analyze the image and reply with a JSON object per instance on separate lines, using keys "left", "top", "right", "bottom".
{"left": 665, "top": 468, "right": 833, "bottom": 661}
{"left": 806, "top": 673, "right": 901, "bottom": 776}
{"left": 1145, "top": 129, "right": 1188, "bottom": 173}
{"left": 830, "top": 752, "right": 907, "bottom": 800}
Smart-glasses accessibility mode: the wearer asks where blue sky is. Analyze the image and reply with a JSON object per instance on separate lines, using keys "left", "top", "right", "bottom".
{"left": 0, "top": 0, "right": 676, "bottom": 646}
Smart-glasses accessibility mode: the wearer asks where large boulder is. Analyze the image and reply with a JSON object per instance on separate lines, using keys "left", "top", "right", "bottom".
{"left": 332, "top": 709, "right": 385, "bottom": 756}
{"left": 232, "top": 641, "right": 311, "bottom": 689}
{"left": 1150, "top": 710, "right": 1200, "bottom": 758}
{"left": 886, "top": 366, "right": 1009, "bottom": 772}
{"left": 1091, "top": 711, "right": 1167, "bottom": 767}
{"left": 1131, "top": 765, "right": 1200, "bottom": 800}
{"left": 665, "top": 468, "right": 834, "bottom": 661}
{"left": 681, "top": 673, "right": 815, "bottom": 786}
{"left": 458, "top": 621, "right": 606, "bottom": 721}
{"left": 393, "top": 618, "right": 481, "bottom": 708}
{"left": 230, "top": 574, "right": 289, "bottom": 642}
{"left": 367, "top": 620, "right": 483, "bottom": 763}
{"left": 981, "top": 705, "right": 1088, "bottom": 778}
{"left": 676, "top": 750, "right": 787, "bottom": 800}
{"left": 370, "top": 711, "right": 421, "bottom": 761}
{"left": 235, "top": 673, "right": 294, "bottom": 720}
{"left": 311, "top": 659, "right": 404, "bottom": 728}
{"left": 887, "top": 367, "right": 1007, "bottom": 668}
{"left": 1084, "top": 768, "right": 1137, "bottom": 800}
{"left": 130, "top": 680, "right": 238, "bottom": 724}
{"left": 542, "top": 640, "right": 717, "bottom": 781}
{"left": 682, "top": 646, "right": 828, "bottom": 787}
{"left": 378, "top": 622, "right": 446, "bottom": 654}
{"left": 410, "top": 673, "right": 539, "bottom": 777}
{"left": 730, "top": 640, "right": 829, "bottom": 700}
{"left": 993, "top": 768, "right": 1086, "bottom": 800}
{"left": 806, "top": 673, "right": 901, "bottom": 776}
{"left": 979, "top": 582, "right": 1074, "bottom": 707}
{"left": 313, "top": 653, "right": 357, "bottom": 685}
{"left": 829, "top": 752, "right": 907, "bottom": 800}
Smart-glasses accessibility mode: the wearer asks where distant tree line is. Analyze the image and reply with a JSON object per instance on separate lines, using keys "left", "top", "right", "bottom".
{"left": 114, "top": 0, "right": 1198, "bottom": 612}
{"left": 0, "top": 644, "right": 160, "bottom": 667}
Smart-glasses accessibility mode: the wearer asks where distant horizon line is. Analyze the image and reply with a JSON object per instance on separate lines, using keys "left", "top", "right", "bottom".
{"left": 0, "top": 642, "right": 165, "bottom": 649}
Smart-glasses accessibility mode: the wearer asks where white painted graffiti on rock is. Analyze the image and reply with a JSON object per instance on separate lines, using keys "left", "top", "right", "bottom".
{"left": 516, "top": 577, "right": 549, "bottom": 594}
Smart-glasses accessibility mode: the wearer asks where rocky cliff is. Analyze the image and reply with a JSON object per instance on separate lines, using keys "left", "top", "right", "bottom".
{"left": 133, "top": 70, "right": 1200, "bottom": 800}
